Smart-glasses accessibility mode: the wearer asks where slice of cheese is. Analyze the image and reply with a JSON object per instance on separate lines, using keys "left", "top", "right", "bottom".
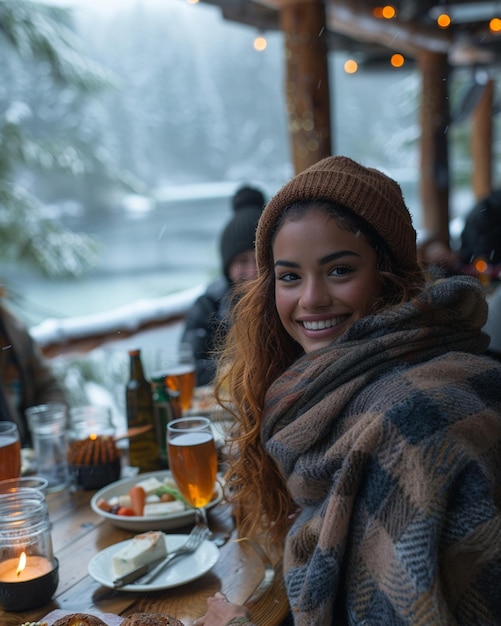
{"left": 143, "top": 500, "right": 185, "bottom": 516}
{"left": 112, "top": 530, "right": 167, "bottom": 577}
{"left": 135, "top": 477, "right": 164, "bottom": 494}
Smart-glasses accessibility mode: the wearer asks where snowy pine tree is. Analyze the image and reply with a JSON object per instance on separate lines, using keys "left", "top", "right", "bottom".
{"left": 0, "top": 0, "right": 142, "bottom": 284}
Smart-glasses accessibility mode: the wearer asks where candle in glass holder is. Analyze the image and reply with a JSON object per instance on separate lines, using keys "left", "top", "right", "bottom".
{"left": 68, "top": 406, "right": 121, "bottom": 489}
{"left": 0, "top": 552, "right": 53, "bottom": 582}
{"left": 0, "top": 488, "right": 58, "bottom": 611}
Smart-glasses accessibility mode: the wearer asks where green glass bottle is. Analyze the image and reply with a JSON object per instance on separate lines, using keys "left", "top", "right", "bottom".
{"left": 151, "top": 372, "right": 177, "bottom": 469}
{"left": 125, "top": 349, "right": 160, "bottom": 472}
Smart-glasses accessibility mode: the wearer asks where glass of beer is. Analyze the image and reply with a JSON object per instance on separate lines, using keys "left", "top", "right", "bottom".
{"left": 0, "top": 422, "right": 21, "bottom": 481}
{"left": 167, "top": 416, "right": 217, "bottom": 524}
{"left": 160, "top": 344, "right": 196, "bottom": 412}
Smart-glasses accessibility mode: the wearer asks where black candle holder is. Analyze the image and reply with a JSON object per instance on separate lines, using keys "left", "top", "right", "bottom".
{"left": 0, "top": 558, "right": 59, "bottom": 611}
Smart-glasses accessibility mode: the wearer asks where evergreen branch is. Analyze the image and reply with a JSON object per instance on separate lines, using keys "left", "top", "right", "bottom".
{"left": 0, "top": 181, "right": 101, "bottom": 277}
{"left": 0, "top": 0, "right": 118, "bottom": 90}
{"left": 1, "top": 108, "right": 145, "bottom": 191}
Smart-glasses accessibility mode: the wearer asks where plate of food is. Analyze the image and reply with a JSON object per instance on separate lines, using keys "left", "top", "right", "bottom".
{"left": 88, "top": 532, "right": 219, "bottom": 592}
{"left": 39, "top": 609, "right": 183, "bottom": 625}
{"left": 90, "top": 470, "right": 224, "bottom": 531}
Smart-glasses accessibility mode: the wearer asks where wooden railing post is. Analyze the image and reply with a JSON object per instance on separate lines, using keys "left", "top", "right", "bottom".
{"left": 418, "top": 50, "right": 451, "bottom": 245}
{"left": 471, "top": 78, "right": 494, "bottom": 201}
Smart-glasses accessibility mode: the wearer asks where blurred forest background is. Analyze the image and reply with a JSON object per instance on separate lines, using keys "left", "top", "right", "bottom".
{"left": 1, "top": 0, "right": 493, "bottom": 325}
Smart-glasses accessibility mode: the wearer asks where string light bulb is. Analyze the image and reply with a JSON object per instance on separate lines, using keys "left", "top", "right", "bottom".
{"left": 382, "top": 5, "right": 396, "bottom": 19}
{"left": 373, "top": 6, "right": 396, "bottom": 18}
{"left": 490, "top": 17, "right": 501, "bottom": 32}
{"left": 254, "top": 33, "right": 267, "bottom": 51}
{"left": 344, "top": 59, "right": 358, "bottom": 74}
{"left": 391, "top": 53, "right": 405, "bottom": 68}
{"left": 437, "top": 13, "right": 451, "bottom": 29}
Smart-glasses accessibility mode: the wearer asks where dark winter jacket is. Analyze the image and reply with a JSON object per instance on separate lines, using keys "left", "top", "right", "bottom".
{"left": 0, "top": 303, "right": 67, "bottom": 446}
{"left": 180, "top": 278, "right": 233, "bottom": 386}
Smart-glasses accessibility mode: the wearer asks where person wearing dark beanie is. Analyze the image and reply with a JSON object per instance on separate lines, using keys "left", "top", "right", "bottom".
{"left": 220, "top": 186, "right": 265, "bottom": 281}
{"left": 180, "top": 185, "right": 265, "bottom": 386}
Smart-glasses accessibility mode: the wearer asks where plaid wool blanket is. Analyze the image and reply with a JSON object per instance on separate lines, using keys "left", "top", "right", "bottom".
{"left": 262, "top": 275, "right": 501, "bottom": 625}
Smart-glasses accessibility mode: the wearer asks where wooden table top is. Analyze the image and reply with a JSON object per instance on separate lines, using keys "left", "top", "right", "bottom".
{"left": 0, "top": 486, "right": 288, "bottom": 626}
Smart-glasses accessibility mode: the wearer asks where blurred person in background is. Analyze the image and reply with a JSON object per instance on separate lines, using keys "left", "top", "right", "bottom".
{"left": 459, "top": 189, "right": 501, "bottom": 361}
{"left": 417, "top": 236, "right": 461, "bottom": 278}
{"left": 459, "top": 188, "right": 501, "bottom": 275}
{"left": 181, "top": 185, "right": 265, "bottom": 386}
{"left": 0, "top": 296, "right": 67, "bottom": 446}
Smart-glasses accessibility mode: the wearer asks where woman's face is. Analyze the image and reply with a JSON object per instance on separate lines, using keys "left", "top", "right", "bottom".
{"left": 272, "top": 208, "right": 381, "bottom": 354}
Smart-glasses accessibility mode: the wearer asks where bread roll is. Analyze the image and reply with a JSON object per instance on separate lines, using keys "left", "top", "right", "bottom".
{"left": 51, "top": 614, "right": 107, "bottom": 626}
{"left": 121, "top": 613, "right": 184, "bottom": 626}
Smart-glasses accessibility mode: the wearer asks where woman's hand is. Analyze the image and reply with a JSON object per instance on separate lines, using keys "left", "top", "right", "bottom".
{"left": 193, "top": 591, "right": 251, "bottom": 626}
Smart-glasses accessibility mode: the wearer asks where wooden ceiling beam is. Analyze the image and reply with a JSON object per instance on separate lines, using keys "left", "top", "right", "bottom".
{"left": 246, "top": 0, "right": 495, "bottom": 64}
{"left": 326, "top": 3, "right": 451, "bottom": 57}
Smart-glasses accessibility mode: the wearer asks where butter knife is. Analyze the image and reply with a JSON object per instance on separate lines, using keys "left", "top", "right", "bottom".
{"left": 112, "top": 555, "right": 167, "bottom": 588}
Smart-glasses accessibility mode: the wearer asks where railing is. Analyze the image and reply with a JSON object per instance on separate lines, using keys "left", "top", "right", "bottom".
{"left": 31, "top": 284, "right": 204, "bottom": 358}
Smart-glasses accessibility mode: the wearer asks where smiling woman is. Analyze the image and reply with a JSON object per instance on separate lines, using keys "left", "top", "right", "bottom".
{"left": 203, "top": 155, "right": 501, "bottom": 626}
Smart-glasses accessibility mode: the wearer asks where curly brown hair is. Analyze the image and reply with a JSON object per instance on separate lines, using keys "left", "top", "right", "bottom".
{"left": 215, "top": 200, "right": 427, "bottom": 545}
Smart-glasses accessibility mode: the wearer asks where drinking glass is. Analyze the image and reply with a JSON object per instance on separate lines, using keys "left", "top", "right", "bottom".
{"left": 158, "top": 343, "right": 196, "bottom": 412}
{"left": 69, "top": 405, "right": 115, "bottom": 441}
{"left": 0, "top": 423, "right": 21, "bottom": 481}
{"left": 167, "top": 416, "right": 217, "bottom": 524}
{"left": 0, "top": 476, "right": 49, "bottom": 496}
{"left": 25, "top": 403, "right": 70, "bottom": 493}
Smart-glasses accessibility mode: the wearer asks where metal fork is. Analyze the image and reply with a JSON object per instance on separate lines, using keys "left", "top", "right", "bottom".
{"left": 133, "top": 524, "right": 210, "bottom": 585}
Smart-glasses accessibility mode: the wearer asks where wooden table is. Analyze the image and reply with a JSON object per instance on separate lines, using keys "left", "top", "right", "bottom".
{"left": 0, "top": 487, "right": 288, "bottom": 626}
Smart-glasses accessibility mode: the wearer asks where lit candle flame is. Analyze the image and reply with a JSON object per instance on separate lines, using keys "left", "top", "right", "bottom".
{"left": 16, "top": 552, "right": 26, "bottom": 577}
{"left": 89, "top": 433, "right": 98, "bottom": 440}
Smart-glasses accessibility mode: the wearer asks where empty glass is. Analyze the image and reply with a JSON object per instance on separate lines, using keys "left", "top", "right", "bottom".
{"left": 69, "top": 405, "right": 115, "bottom": 441}
{"left": 25, "top": 403, "right": 70, "bottom": 493}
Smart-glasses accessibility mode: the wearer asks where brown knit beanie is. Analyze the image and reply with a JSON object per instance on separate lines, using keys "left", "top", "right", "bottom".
{"left": 256, "top": 155, "right": 418, "bottom": 274}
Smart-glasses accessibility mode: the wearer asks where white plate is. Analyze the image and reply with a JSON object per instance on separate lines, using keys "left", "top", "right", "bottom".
{"left": 90, "top": 470, "right": 223, "bottom": 531}
{"left": 88, "top": 534, "right": 219, "bottom": 591}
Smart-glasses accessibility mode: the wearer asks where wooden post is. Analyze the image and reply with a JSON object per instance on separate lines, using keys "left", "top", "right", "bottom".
{"left": 471, "top": 78, "right": 494, "bottom": 201}
{"left": 418, "top": 50, "right": 451, "bottom": 245}
{"left": 279, "top": 0, "right": 332, "bottom": 174}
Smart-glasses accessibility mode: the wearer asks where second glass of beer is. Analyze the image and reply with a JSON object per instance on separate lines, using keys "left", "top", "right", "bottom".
{"left": 0, "top": 422, "right": 21, "bottom": 481}
{"left": 160, "top": 343, "right": 196, "bottom": 412}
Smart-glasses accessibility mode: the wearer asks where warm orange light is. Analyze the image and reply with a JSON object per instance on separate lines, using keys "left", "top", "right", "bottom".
{"left": 490, "top": 17, "right": 501, "bottom": 32}
{"left": 437, "top": 13, "right": 451, "bottom": 28}
{"left": 373, "top": 7, "right": 384, "bottom": 18}
{"left": 89, "top": 433, "right": 98, "bottom": 440}
{"left": 186, "top": 0, "right": 199, "bottom": 4}
{"left": 344, "top": 59, "right": 358, "bottom": 74}
{"left": 391, "top": 53, "right": 405, "bottom": 68}
{"left": 16, "top": 552, "right": 26, "bottom": 577}
{"left": 475, "top": 259, "right": 488, "bottom": 274}
{"left": 382, "top": 5, "right": 396, "bottom": 19}
{"left": 254, "top": 35, "right": 267, "bottom": 52}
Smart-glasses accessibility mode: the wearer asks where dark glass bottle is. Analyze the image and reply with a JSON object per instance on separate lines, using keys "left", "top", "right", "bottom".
{"left": 125, "top": 349, "right": 160, "bottom": 472}
{"left": 151, "top": 373, "right": 176, "bottom": 469}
